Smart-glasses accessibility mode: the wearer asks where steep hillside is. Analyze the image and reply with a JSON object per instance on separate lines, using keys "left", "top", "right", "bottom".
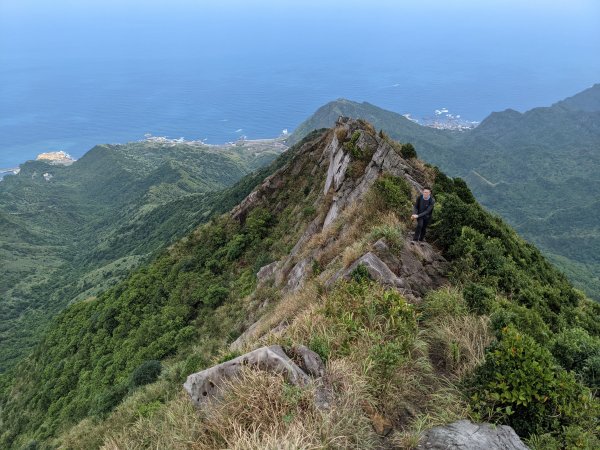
{"left": 287, "top": 87, "right": 600, "bottom": 300}
{"left": 1, "top": 119, "right": 598, "bottom": 450}
{"left": 554, "top": 83, "right": 600, "bottom": 112}
{"left": 0, "top": 138, "right": 285, "bottom": 372}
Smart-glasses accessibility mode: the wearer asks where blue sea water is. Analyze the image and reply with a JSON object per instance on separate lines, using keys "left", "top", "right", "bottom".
{"left": 1, "top": 0, "right": 599, "bottom": 168}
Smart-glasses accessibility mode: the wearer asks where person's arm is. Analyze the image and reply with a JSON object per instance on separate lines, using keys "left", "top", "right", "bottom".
{"left": 412, "top": 196, "right": 419, "bottom": 215}
{"left": 417, "top": 197, "right": 434, "bottom": 218}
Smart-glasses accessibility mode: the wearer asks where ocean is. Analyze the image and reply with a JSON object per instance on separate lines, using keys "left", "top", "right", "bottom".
{"left": 1, "top": 0, "right": 599, "bottom": 168}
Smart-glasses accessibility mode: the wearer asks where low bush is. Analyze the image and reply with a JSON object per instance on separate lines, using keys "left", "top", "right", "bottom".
{"left": 131, "top": 360, "right": 162, "bottom": 388}
{"left": 550, "top": 327, "right": 600, "bottom": 390}
{"left": 372, "top": 174, "right": 412, "bottom": 216}
{"left": 463, "top": 282, "right": 495, "bottom": 315}
{"left": 470, "top": 326, "right": 598, "bottom": 437}
{"left": 368, "top": 224, "right": 404, "bottom": 252}
{"left": 400, "top": 142, "right": 417, "bottom": 159}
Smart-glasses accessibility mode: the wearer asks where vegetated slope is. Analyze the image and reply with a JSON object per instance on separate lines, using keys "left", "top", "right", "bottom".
{"left": 554, "top": 82, "right": 600, "bottom": 112}
{"left": 1, "top": 120, "right": 598, "bottom": 450}
{"left": 287, "top": 85, "right": 600, "bottom": 299}
{"left": 0, "top": 138, "right": 285, "bottom": 372}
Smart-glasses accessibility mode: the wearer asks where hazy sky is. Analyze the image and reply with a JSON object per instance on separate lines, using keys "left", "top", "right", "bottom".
{"left": 2, "top": 0, "right": 599, "bottom": 61}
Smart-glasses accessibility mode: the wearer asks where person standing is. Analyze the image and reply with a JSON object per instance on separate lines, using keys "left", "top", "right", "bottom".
{"left": 411, "top": 187, "right": 435, "bottom": 243}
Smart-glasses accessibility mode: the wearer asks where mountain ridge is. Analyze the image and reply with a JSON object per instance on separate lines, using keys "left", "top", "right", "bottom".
{"left": 286, "top": 86, "right": 600, "bottom": 299}
{"left": 1, "top": 118, "right": 598, "bottom": 449}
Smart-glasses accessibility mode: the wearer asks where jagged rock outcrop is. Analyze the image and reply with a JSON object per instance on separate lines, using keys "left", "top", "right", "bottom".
{"left": 184, "top": 345, "right": 313, "bottom": 408}
{"left": 228, "top": 117, "right": 449, "bottom": 351}
{"left": 256, "top": 261, "right": 279, "bottom": 285}
{"left": 418, "top": 420, "right": 530, "bottom": 450}
{"left": 320, "top": 117, "right": 425, "bottom": 229}
{"left": 184, "top": 344, "right": 331, "bottom": 414}
{"left": 326, "top": 251, "right": 406, "bottom": 289}
{"left": 373, "top": 237, "right": 449, "bottom": 299}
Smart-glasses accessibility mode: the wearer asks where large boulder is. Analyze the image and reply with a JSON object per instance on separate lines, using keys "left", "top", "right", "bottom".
{"left": 418, "top": 420, "right": 530, "bottom": 450}
{"left": 183, "top": 345, "right": 310, "bottom": 408}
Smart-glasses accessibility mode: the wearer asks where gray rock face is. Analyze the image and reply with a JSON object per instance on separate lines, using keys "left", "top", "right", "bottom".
{"left": 327, "top": 252, "right": 405, "bottom": 289}
{"left": 418, "top": 420, "right": 530, "bottom": 450}
{"left": 319, "top": 118, "right": 424, "bottom": 232}
{"left": 184, "top": 345, "right": 310, "bottom": 408}
{"left": 256, "top": 261, "right": 279, "bottom": 284}
{"left": 397, "top": 238, "right": 448, "bottom": 298}
{"left": 286, "top": 257, "right": 312, "bottom": 292}
{"left": 323, "top": 132, "right": 351, "bottom": 196}
{"left": 289, "top": 344, "right": 325, "bottom": 378}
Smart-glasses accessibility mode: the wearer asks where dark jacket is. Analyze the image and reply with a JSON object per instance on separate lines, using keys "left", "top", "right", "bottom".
{"left": 413, "top": 194, "right": 435, "bottom": 219}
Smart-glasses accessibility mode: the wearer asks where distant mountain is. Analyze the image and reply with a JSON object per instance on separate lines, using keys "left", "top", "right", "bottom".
{"left": 553, "top": 83, "right": 600, "bottom": 112}
{"left": 287, "top": 98, "right": 456, "bottom": 150}
{"left": 0, "top": 138, "right": 286, "bottom": 371}
{"left": 288, "top": 87, "right": 600, "bottom": 299}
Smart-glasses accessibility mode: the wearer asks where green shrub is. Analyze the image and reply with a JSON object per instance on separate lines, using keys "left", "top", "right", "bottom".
{"left": 470, "top": 326, "right": 597, "bottom": 437}
{"left": 373, "top": 173, "right": 412, "bottom": 214}
{"left": 216, "top": 350, "right": 241, "bottom": 364}
{"left": 464, "top": 282, "right": 495, "bottom": 315}
{"left": 131, "top": 360, "right": 162, "bottom": 388}
{"left": 90, "top": 382, "right": 129, "bottom": 417}
{"left": 489, "top": 301, "right": 550, "bottom": 344}
{"left": 528, "top": 426, "right": 600, "bottom": 450}
{"left": 245, "top": 208, "right": 274, "bottom": 242}
{"left": 350, "top": 263, "right": 371, "bottom": 283}
{"left": 226, "top": 234, "right": 247, "bottom": 260}
{"left": 204, "top": 285, "right": 229, "bottom": 307}
{"left": 550, "top": 327, "right": 600, "bottom": 389}
{"left": 527, "top": 433, "right": 561, "bottom": 450}
{"left": 302, "top": 205, "right": 316, "bottom": 217}
{"left": 368, "top": 224, "right": 404, "bottom": 251}
{"left": 563, "top": 425, "right": 600, "bottom": 449}
{"left": 550, "top": 327, "right": 600, "bottom": 373}
{"left": 343, "top": 130, "right": 362, "bottom": 158}
{"left": 311, "top": 259, "right": 323, "bottom": 276}
{"left": 323, "top": 281, "right": 417, "bottom": 382}
{"left": 308, "top": 334, "right": 331, "bottom": 362}
{"left": 400, "top": 142, "right": 417, "bottom": 159}
{"left": 582, "top": 355, "right": 600, "bottom": 391}
{"left": 136, "top": 400, "right": 163, "bottom": 418}
{"left": 421, "top": 288, "right": 468, "bottom": 321}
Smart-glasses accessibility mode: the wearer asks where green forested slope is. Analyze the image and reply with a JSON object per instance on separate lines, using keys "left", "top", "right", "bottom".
{"left": 0, "top": 129, "right": 326, "bottom": 448}
{"left": 0, "top": 139, "right": 285, "bottom": 371}
{"left": 288, "top": 86, "right": 600, "bottom": 299}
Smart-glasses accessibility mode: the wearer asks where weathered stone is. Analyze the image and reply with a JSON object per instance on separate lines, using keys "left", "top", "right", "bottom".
{"left": 183, "top": 345, "right": 310, "bottom": 408}
{"left": 418, "top": 420, "right": 530, "bottom": 450}
{"left": 398, "top": 237, "right": 449, "bottom": 297}
{"left": 289, "top": 344, "right": 325, "bottom": 378}
{"left": 256, "top": 261, "right": 279, "bottom": 284}
{"left": 332, "top": 252, "right": 405, "bottom": 289}
{"left": 286, "top": 257, "right": 312, "bottom": 292}
{"left": 372, "top": 238, "right": 390, "bottom": 254}
{"left": 323, "top": 132, "right": 350, "bottom": 195}
{"left": 314, "top": 385, "right": 333, "bottom": 410}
